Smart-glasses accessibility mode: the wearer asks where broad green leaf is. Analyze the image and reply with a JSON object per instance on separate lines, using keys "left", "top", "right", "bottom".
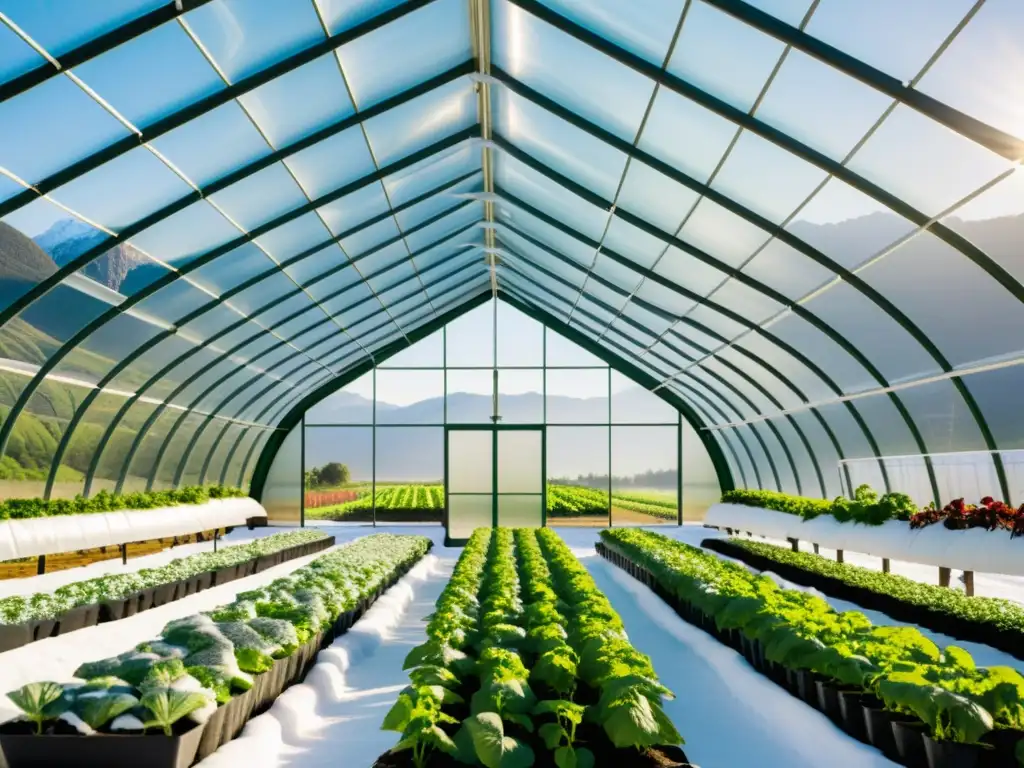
{"left": 465, "top": 712, "right": 536, "bottom": 768}
{"left": 554, "top": 746, "right": 576, "bottom": 768}
{"left": 6, "top": 682, "right": 66, "bottom": 732}
{"left": 602, "top": 693, "right": 662, "bottom": 749}
{"left": 381, "top": 693, "right": 413, "bottom": 732}
{"left": 538, "top": 721, "right": 564, "bottom": 750}
{"left": 575, "top": 747, "right": 595, "bottom": 768}
{"left": 76, "top": 692, "right": 139, "bottom": 730}
{"left": 140, "top": 687, "right": 210, "bottom": 736}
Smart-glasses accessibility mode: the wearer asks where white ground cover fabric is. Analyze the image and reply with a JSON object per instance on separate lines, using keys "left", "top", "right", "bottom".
{"left": 0, "top": 541, "right": 346, "bottom": 723}
{"left": 195, "top": 551, "right": 454, "bottom": 768}
{"left": 0, "top": 497, "right": 266, "bottom": 562}
{"left": 706, "top": 503, "right": 1024, "bottom": 577}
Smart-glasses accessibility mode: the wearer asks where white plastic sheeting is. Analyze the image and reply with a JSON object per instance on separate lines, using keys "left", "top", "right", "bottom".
{"left": 195, "top": 553, "right": 451, "bottom": 768}
{"left": 705, "top": 503, "right": 1024, "bottom": 577}
{"left": 0, "top": 497, "right": 267, "bottom": 561}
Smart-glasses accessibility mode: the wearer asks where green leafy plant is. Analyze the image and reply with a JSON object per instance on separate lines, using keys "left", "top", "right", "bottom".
{"left": 0, "top": 485, "right": 247, "bottom": 521}
{"left": 6, "top": 682, "right": 67, "bottom": 733}
{"left": 140, "top": 688, "right": 210, "bottom": 736}
{"left": 535, "top": 700, "right": 593, "bottom": 768}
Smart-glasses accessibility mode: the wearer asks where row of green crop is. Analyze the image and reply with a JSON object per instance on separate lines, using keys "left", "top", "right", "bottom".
{"left": 0, "top": 531, "right": 329, "bottom": 626}
{"left": 382, "top": 528, "right": 683, "bottom": 767}
{"left": 0, "top": 486, "right": 247, "bottom": 521}
{"left": 546, "top": 485, "right": 676, "bottom": 520}
{"left": 5, "top": 534, "right": 431, "bottom": 736}
{"left": 601, "top": 528, "right": 1024, "bottom": 752}
{"left": 335, "top": 485, "right": 445, "bottom": 513}
{"left": 718, "top": 537, "right": 1024, "bottom": 635}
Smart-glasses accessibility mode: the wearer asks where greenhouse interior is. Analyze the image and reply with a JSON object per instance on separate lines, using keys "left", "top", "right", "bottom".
{"left": 0, "top": 0, "right": 1022, "bottom": 766}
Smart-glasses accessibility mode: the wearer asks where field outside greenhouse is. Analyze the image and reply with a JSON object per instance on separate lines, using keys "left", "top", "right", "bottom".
{"left": 303, "top": 482, "right": 679, "bottom": 523}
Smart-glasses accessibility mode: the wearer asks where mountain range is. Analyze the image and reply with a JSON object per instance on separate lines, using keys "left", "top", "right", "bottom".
{"left": 303, "top": 386, "right": 681, "bottom": 482}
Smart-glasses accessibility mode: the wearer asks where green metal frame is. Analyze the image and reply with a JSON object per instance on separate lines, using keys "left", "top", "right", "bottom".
{"left": 0, "top": 124, "right": 480, "bottom": 476}
{"left": 488, "top": 67, "right": 1008, "bottom": 503}
{"left": 250, "top": 293, "right": 736, "bottom": 504}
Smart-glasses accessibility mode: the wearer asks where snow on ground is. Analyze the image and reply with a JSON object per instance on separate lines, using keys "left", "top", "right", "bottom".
{"left": 195, "top": 550, "right": 456, "bottom": 768}
{"left": 0, "top": 540, "right": 355, "bottom": 723}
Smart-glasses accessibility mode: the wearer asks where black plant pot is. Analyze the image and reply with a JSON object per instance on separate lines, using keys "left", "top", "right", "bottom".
{"left": 194, "top": 571, "right": 213, "bottom": 593}
{"left": 56, "top": 604, "right": 99, "bottom": 636}
{"left": 0, "top": 720, "right": 205, "bottom": 768}
{"left": 0, "top": 622, "right": 31, "bottom": 653}
{"left": 797, "top": 670, "right": 819, "bottom": 707}
{"left": 922, "top": 735, "right": 984, "bottom": 768}
{"left": 815, "top": 680, "right": 842, "bottom": 723}
{"left": 981, "top": 728, "right": 1024, "bottom": 767}
{"left": 864, "top": 707, "right": 907, "bottom": 762}
{"left": 31, "top": 618, "right": 57, "bottom": 642}
{"left": 152, "top": 582, "right": 177, "bottom": 608}
{"left": 893, "top": 720, "right": 930, "bottom": 768}
{"left": 212, "top": 565, "right": 238, "bottom": 586}
{"left": 837, "top": 690, "right": 870, "bottom": 742}
{"left": 137, "top": 588, "right": 156, "bottom": 613}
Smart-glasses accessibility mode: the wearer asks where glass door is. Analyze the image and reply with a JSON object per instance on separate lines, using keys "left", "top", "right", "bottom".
{"left": 497, "top": 429, "right": 543, "bottom": 528}
{"left": 445, "top": 426, "right": 545, "bottom": 543}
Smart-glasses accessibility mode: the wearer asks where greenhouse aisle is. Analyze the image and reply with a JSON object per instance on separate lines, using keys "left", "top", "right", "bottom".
{"left": 581, "top": 548, "right": 898, "bottom": 768}
{"left": 196, "top": 550, "right": 456, "bottom": 768}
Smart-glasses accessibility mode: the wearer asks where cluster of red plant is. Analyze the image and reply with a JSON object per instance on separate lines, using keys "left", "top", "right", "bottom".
{"left": 909, "top": 496, "right": 1024, "bottom": 538}
{"left": 304, "top": 489, "right": 359, "bottom": 509}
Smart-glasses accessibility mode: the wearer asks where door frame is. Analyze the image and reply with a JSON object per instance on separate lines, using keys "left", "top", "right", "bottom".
{"left": 444, "top": 424, "right": 546, "bottom": 546}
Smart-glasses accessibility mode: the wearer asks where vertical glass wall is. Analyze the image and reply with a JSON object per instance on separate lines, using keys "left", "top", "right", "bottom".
{"left": 280, "top": 300, "right": 720, "bottom": 527}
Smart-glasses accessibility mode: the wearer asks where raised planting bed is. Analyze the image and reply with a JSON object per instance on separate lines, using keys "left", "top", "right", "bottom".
{"left": 374, "top": 527, "right": 691, "bottom": 768}
{"left": 0, "top": 495, "right": 268, "bottom": 563}
{"left": 598, "top": 528, "right": 1024, "bottom": 768}
{"left": 703, "top": 537, "right": 1024, "bottom": 662}
{"left": 705, "top": 502, "right": 1024, "bottom": 578}
{"left": 0, "top": 530, "right": 333, "bottom": 653}
{"left": 0, "top": 533, "right": 432, "bottom": 768}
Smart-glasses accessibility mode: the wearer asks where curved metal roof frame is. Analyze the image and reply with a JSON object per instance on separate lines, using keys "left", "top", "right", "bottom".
{"left": 0, "top": 0, "right": 1020, "bottom": 503}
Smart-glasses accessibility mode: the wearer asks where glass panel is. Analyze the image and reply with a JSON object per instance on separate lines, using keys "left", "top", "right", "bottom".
{"left": 681, "top": 417, "right": 721, "bottom": 520}
{"left": 448, "top": 429, "right": 492, "bottom": 493}
{"left": 380, "top": 329, "right": 444, "bottom": 367}
{"left": 806, "top": 0, "right": 978, "bottom": 82}
{"left": 497, "top": 494, "right": 543, "bottom": 528}
{"left": 448, "top": 494, "right": 492, "bottom": 539}
{"left": 185, "top": 0, "right": 325, "bottom": 82}
{"left": 547, "top": 426, "right": 609, "bottom": 527}
{"left": 492, "top": 0, "right": 656, "bottom": 142}
{"left": 611, "top": 425, "right": 677, "bottom": 525}
{"left": 73, "top": 22, "right": 224, "bottom": 128}
{"left": 446, "top": 369, "right": 492, "bottom": 423}
{"left": 611, "top": 371, "right": 676, "bottom": 423}
{"left": 374, "top": 427, "right": 443, "bottom": 524}
{"left": 0, "top": 0, "right": 166, "bottom": 57}
{"left": 362, "top": 78, "right": 477, "bottom": 167}
{"left": 847, "top": 105, "right": 1013, "bottom": 218}
{"left": 262, "top": 422, "right": 301, "bottom": 524}
{"left": 336, "top": 0, "right": 471, "bottom": 109}
{"left": 962, "top": 365, "right": 1024, "bottom": 451}
{"left": 238, "top": 53, "right": 355, "bottom": 148}
{"left": 546, "top": 369, "right": 608, "bottom": 423}
{"left": 498, "top": 370, "right": 543, "bottom": 424}
{"left": 0, "top": 77, "right": 131, "bottom": 186}
{"left": 859, "top": 231, "right": 1024, "bottom": 370}
{"left": 497, "top": 430, "right": 541, "bottom": 493}
{"left": 445, "top": 301, "right": 493, "bottom": 366}
{"left": 303, "top": 372, "right": 374, "bottom": 424}
{"left": 376, "top": 369, "right": 444, "bottom": 424}
{"left": 637, "top": 88, "right": 736, "bottom": 184}
{"left": 304, "top": 425, "right": 373, "bottom": 525}
{"left": 545, "top": 327, "right": 606, "bottom": 367}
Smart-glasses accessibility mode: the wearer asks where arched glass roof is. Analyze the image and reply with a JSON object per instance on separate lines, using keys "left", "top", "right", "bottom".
{"left": 0, "top": 0, "right": 1021, "bottom": 504}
